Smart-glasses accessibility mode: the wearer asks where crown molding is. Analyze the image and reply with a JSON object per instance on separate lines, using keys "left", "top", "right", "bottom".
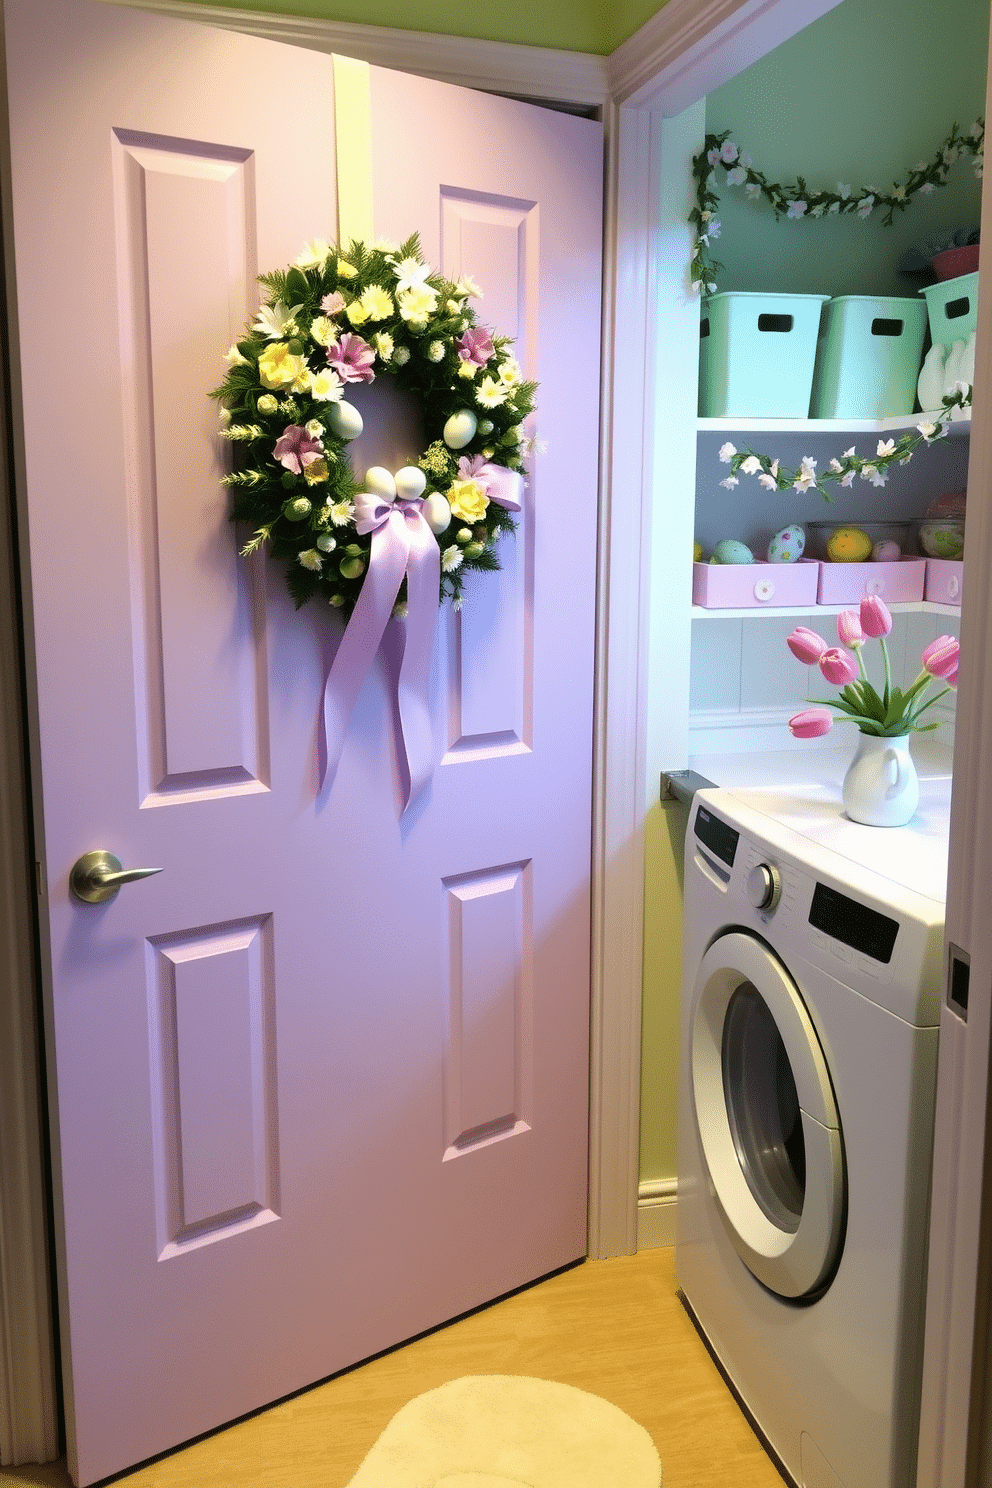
{"left": 101, "top": 0, "right": 610, "bottom": 110}
{"left": 608, "top": 0, "right": 843, "bottom": 113}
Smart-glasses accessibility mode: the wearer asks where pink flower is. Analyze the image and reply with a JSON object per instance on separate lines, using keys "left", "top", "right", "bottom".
{"left": 327, "top": 332, "right": 375, "bottom": 384}
{"left": 789, "top": 708, "right": 833, "bottom": 738}
{"left": 787, "top": 626, "right": 828, "bottom": 664}
{"left": 272, "top": 423, "right": 323, "bottom": 474}
{"left": 860, "top": 595, "right": 892, "bottom": 638}
{"left": 321, "top": 291, "right": 345, "bottom": 316}
{"left": 819, "top": 648, "right": 859, "bottom": 686}
{"left": 922, "top": 634, "right": 960, "bottom": 686}
{"left": 837, "top": 610, "right": 864, "bottom": 648}
{"left": 455, "top": 326, "right": 495, "bottom": 367}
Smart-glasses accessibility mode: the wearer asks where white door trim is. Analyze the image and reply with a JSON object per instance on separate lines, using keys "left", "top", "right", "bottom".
{"left": 0, "top": 0, "right": 853, "bottom": 1459}
{"left": 916, "top": 13, "right": 992, "bottom": 1480}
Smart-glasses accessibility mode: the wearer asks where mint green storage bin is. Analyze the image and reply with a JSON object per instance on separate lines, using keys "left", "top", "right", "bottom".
{"left": 698, "top": 292, "right": 829, "bottom": 417}
{"left": 809, "top": 295, "right": 928, "bottom": 418}
{"left": 921, "top": 271, "right": 980, "bottom": 348}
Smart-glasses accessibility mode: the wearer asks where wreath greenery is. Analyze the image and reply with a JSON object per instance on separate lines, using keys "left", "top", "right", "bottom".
{"left": 690, "top": 119, "right": 985, "bottom": 295}
{"left": 211, "top": 232, "right": 537, "bottom": 617}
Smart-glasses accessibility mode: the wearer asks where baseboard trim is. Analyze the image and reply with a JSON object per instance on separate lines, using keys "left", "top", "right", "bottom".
{"left": 637, "top": 1178, "right": 677, "bottom": 1250}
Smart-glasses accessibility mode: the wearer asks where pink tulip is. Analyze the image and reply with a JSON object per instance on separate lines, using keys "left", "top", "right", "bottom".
{"left": 819, "top": 647, "right": 860, "bottom": 685}
{"left": 789, "top": 708, "right": 834, "bottom": 738}
{"left": 787, "top": 626, "right": 828, "bottom": 664}
{"left": 837, "top": 610, "right": 864, "bottom": 648}
{"left": 860, "top": 595, "right": 893, "bottom": 638}
{"left": 922, "top": 634, "right": 960, "bottom": 686}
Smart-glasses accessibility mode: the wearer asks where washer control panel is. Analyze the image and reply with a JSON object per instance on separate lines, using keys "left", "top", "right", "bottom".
{"left": 746, "top": 862, "right": 782, "bottom": 912}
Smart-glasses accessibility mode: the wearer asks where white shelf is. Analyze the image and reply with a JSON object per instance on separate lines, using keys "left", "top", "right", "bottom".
{"left": 692, "top": 599, "right": 962, "bottom": 620}
{"left": 698, "top": 410, "right": 970, "bottom": 437}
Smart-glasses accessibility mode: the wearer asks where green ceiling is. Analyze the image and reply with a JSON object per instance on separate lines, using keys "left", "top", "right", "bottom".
{"left": 180, "top": 0, "right": 668, "bottom": 57}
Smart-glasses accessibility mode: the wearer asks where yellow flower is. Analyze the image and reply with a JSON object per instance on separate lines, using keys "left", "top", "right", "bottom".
{"left": 310, "top": 315, "right": 338, "bottom": 347}
{"left": 398, "top": 285, "right": 438, "bottom": 324}
{"left": 256, "top": 394, "right": 278, "bottom": 414}
{"left": 373, "top": 331, "right": 394, "bottom": 360}
{"left": 258, "top": 342, "right": 308, "bottom": 390}
{"left": 360, "top": 285, "right": 394, "bottom": 321}
{"left": 336, "top": 261, "right": 358, "bottom": 279}
{"left": 457, "top": 360, "right": 478, "bottom": 380}
{"left": 303, "top": 457, "right": 329, "bottom": 484}
{"left": 346, "top": 300, "right": 370, "bottom": 326}
{"left": 447, "top": 479, "right": 490, "bottom": 523}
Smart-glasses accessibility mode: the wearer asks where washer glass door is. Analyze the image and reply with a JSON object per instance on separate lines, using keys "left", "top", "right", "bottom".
{"left": 691, "top": 931, "right": 845, "bottom": 1299}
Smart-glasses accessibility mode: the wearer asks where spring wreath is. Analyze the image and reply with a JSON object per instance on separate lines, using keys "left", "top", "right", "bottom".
{"left": 211, "top": 233, "right": 537, "bottom": 805}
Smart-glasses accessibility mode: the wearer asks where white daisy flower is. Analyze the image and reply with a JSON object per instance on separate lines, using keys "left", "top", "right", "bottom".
{"left": 441, "top": 545, "right": 464, "bottom": 572}
{"left": 325, "top": 498, "right": 356, "bottom": 526}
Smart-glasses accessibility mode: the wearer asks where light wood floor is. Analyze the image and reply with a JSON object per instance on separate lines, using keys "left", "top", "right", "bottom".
{"left": 0, "top": 1246, "right": 785, "bottom": 1488}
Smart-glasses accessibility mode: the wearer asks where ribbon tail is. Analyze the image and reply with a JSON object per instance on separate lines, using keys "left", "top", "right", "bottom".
{"left": 396, "top": 517, "right": 441, "bottom": 810}
{"left": 320, "top": 519, "right": 409, "bottom": 794}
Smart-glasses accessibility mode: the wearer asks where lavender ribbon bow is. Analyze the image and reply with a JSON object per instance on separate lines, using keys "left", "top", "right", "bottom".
{"left": 321, "top": 494, "right": 440, "bottom": 809}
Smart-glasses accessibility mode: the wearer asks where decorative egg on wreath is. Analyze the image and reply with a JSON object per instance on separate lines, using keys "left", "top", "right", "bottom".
{"left": 211, "top": 232, "right": 537, "bottom": 618}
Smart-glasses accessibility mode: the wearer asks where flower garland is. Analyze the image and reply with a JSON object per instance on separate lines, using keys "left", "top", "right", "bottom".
{"left": 211, "top": 232, "right": 537, "bottom": 617}
{"left": 715, "top": 383, "right": 972, "bottom": 499}
{"left": 691, "top": 119, "right": 985, "bottom": 295}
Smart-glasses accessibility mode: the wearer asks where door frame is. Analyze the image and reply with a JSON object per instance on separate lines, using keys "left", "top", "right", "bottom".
{"left": 0, "top": 0, "right": 855, "bottom": 1465}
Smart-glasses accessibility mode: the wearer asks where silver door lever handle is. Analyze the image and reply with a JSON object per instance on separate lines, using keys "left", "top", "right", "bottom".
{"left": 70, "top": 850, "right": 163, "bottom": 904}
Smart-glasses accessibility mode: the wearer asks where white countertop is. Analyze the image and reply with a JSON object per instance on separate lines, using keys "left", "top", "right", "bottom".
{"left": 688, "top": 740, "right": 953, "bottom": 905}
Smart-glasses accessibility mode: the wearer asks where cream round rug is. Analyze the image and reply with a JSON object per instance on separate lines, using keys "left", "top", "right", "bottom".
{"left": 343, "top": 1375, "right": 662, "bottom": 1487}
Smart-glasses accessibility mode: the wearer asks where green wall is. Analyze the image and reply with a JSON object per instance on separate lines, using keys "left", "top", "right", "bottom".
{"left": 180, "top": 0, "right": 653, "bottom": 56}
{"left": 704, "top": 0, "right": 988, "bottom": 297}
{"left": 638, "top": 0, "right": 989, "bottom": 1191}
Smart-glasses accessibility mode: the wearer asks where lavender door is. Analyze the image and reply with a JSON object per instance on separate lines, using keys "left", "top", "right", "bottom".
{"left": 3, "top": 1, "right": 602, "bottom": 1482}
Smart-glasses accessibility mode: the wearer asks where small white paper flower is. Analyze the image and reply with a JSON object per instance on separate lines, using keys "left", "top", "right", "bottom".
{"left": 719, "top": 476, "right": 739, "bottom": 489}
{"left": 718, "top": 442, "right": 737, "bottom": 463}
{"left": 739, "top": 455, "right": 762, "bottom": 476}
{"left": 441, "top": 545, "right": 464, "bottom": 572}
{"left": 876, "top": 438, "right": 896, "bottom": 458}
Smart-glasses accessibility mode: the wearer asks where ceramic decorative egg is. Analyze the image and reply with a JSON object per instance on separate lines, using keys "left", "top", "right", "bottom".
{"left": 422, "top": 492, "right": 452, "bottom": 535}
{"left": 326, "top": 399, "right": 363, "bottom": 442}
{"left": 364, "top": 466, "right": 397, "bottom": 500}
{"left": 871, "top": 539, "right": 902, "bottom": 563}
{"left": 710, "top": 539, "right": 754, "bottom": 565}
{"left": 394, "top": 466, "right": 427, "bottom": 501}
{"left": 443, "top": 409, "right": 478, "bottom": 449}
{"left": 766, "top": 524, "right": 805, "bottom": 564}
{"left": 826, "top": 526, "right": 873, "bottom": 563}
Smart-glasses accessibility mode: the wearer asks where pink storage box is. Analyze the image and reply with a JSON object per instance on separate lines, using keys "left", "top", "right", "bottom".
{"left": 692, "top": 560, "right": 819, "bottom": 609}
{"left": 815, "top": 557, "right": 925, "bottom": 606}
{"left": 924, "top": 559, "right": 963, "bottom": 606}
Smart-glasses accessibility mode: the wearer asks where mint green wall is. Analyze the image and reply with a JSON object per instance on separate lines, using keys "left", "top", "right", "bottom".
{"left": 638, "top": 0, "right": 988, "bottom": 1191}
{"left": 181, "top": 0, "right": 651, "bottom": 56}
{"left": 704, "top": 0, "right": 988, "bottom": 297}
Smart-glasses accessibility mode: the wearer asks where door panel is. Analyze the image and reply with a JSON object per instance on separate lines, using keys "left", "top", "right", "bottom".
{"left": 3, "top": 3, "right": 602, "bottom": 1482}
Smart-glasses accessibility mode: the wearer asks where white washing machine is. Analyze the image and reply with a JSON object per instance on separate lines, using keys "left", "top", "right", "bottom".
{"left": 677, "top": 776, "right": 949, "bottom": 1488}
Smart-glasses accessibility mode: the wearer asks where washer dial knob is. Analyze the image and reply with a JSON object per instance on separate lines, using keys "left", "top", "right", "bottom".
{"left": 747, "top": 862, "right": 782, "bottom": 912}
